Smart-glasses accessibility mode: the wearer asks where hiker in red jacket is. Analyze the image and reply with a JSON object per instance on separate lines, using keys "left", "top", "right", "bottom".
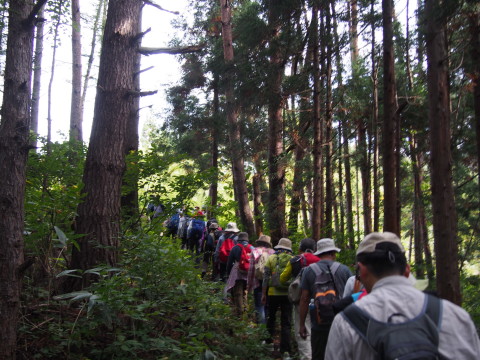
{"left": 225, "top": 232, "right": 253, "bottom": 317}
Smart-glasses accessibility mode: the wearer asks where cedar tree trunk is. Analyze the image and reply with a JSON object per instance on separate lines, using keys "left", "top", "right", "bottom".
{"left": 71, "top": 0, "right": 143, "bottom": 284}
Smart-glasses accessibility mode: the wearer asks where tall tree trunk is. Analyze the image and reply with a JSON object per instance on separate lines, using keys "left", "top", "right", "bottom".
{"left": 349, "top": 0, "right": 359, "bottom": 67}
{"left": 332, "top": 2, "right": 347, "bottom": 244}
{"left": 0, "top": 1, "right": 46, "bottom": 357}
{"left": 252, "top": 153, "right": 265, "bottom": 236}
{"left": 81, "top": 0, "right": 106, "bottom": 112}
{"left": 425, "top": 0, "right": 461, "bottom": 305}
{"left": 253, "top": 172, "right": 263, "bottom": 236}
{"left": 342, "top": 122, "right": 355, "bottom": 248}
{"left": 208, "top": 76, "right": 220, "bottom": 219}
{"left": 382, "top": 0, "right": 400, "bottom": 235}
{"left": 410, "top": 135, "right": 425, "bottom": 278}
{"left": 324, "top": 0, "right": 334, "bottom": 238}
{"left": 469, "top": 10, "right": 480, "bottom": 191}
{"left": 70, "top": 0, "right": 83, "bottom": 142}
{"left": 371, "top": 0, "right": 380, "bottom": 231}
{"left": 358, "top": 119, "right": 372, "bottom": 235}
{"left": 219, "top": 0, "right": 255, "bottom": 236}
{"left": 30, "top": 5, "right": 45, "bottom": 149}
{"left": 266, "top": 1, "right": 288, "bottom": 244}
{"left": 337, "top": 124, "right": 346, "bottom": 245}
{"left": 71, "top": 0, "right": 143, "bottom": 285}
{"left": 312, "top": 3, "right": 323, "bottom": 241}
{"left": 289, "top": 132, "right": 307, "bottom": 234}
{"left": 301, "top": 187, "right": 310, "bottom": 233}
{"left": 44, "top": 1, "right": 64, "bottom": 192}
{"left": 121, "top": 11, "right": 142, "bottom": 220}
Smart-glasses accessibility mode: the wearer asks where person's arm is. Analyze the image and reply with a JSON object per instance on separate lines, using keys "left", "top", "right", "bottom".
{"left": 280, "top": 260, "right": 293, "bottom": 284}
{"left": 226, "top": 245, "right": 239, "bottom": 275}
{"left": 214, "top": 236, "right": 224, "bottom": 262}
{"left": 342, "top": 276, "right": 355, "bottom": 298}
{"left": 298, "top": 288, "right": 310, "bottom": 339}
{"left": 261, "top": 257, "right": 272, "bottom": 304}
{"left": 325, "top": 316, "right": 350, "bottom": 360}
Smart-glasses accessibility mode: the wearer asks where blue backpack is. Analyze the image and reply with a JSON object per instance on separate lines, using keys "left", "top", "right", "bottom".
{"left": 188, "top": 218, "right": 205, "bottom": 239}
{"left": 166, "top": 213, "right": 180, "bottom": 233}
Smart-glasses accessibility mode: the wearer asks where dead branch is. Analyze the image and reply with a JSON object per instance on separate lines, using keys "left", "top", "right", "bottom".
{"left": 24, "top": 0, "right": 48, "bottom": 27}
{"left": 139, "top": 44, "right": 205, "bottom": 56}
{"left": 143, "top": 0, "right": 180, "bottom": 15}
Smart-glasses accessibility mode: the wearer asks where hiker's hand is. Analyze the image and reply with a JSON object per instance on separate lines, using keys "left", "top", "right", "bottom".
{"left": 261, "top": 294, "right": 266, "bottom": 305}
{"left": 299, "top": 324, "right": 308, "bottom": 339}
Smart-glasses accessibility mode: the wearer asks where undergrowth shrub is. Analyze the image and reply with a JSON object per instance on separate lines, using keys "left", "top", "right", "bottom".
{"left": 18, "top": 233, "right": 270, "bottom": 359}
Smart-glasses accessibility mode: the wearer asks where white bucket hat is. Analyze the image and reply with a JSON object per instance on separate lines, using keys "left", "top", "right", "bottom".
{"left": 314, "top": 238, "right": 341, "bottom": 256}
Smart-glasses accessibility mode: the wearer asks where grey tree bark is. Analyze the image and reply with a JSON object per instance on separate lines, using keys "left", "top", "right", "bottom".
{"left": 0, "top": 2, "right": 47, "bottom": 357}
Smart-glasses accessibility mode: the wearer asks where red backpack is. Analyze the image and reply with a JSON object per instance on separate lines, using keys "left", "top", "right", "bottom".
{"left": 238, "top": 243, "right": 253, "bottom": 273}
{"left": 219, "top": 237, "right": 235, "bottom": 263}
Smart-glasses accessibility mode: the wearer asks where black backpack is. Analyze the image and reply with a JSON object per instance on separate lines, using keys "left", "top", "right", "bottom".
{"left": 342, "top": 294, "right": 444, "bottom": 360}
{"left": 311, "top": 261, "right": 341, "bottom": 324}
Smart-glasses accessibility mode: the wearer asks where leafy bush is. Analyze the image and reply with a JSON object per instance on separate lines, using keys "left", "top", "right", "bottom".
{"left": 19, "top": 233, "right": 271, "bottom": 359}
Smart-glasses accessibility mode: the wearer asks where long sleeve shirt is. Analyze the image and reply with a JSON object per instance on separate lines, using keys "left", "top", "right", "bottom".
{"left": 325, "top": 276, "right": 480, "bottom": 360}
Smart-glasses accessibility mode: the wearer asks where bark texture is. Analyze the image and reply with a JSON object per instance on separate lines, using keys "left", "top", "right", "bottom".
{"left": 266, "top": 1, "right": 289, "bottom": 244}
{"left": 312, "top": 3, "right": 323, "bottom": 241}
{"left": 70, "top": 0, "right": 83, "bottom": 142}
{"left": 382, "top": 0, "right": 399, "bottom": 235}
{"left": 426, "top": 0, "right": 461, "bottom": 305}
{"left": 219, "top": 0, "right": 255, "bottom": 236}
{"left": 0, "top": 1, "right": 43, "bottom": 357}
{"left": 30, "top": 5, "right": 45, "bottom": 149}
{"left": 71, "top": 0, "right": 143, "bottom": 282}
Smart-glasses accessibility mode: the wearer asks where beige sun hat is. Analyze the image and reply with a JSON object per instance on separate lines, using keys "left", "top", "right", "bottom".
{"left": 356, "top": 232, "right": 405, "bottom": 256}
{"left": 274, "top": 238, "right": 292, "bottom": 251}
{"left": 225, "top": 222, "right": 240, "bottom": 233}
{"left": 255, "top": 235, "right": 272, "bottom": 248}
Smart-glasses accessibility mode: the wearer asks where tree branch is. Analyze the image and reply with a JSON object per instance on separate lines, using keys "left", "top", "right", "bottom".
{"left": 24, "top": 0, "right": 48, "bottom": 27}
{"left": 18, "top": 257, "right": 35, "bottom": 276}
{"left": 134, "top": 66, "right": 154, "bottom": 78}
{"left": 128, "top": 90, "right": 158, "bottom": 98}
{"left": 139, "top": 44, "right": 205, "bottom": 56}
{"left": 133, "top": 27, "right": 151, "bottom": 43}
{"left": 143, "top": 0, "right": 180, "bottom": 15}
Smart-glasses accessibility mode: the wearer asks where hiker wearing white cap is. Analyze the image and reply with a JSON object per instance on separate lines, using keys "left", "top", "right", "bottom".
{"left": 299, "top": 238, "right": 352, "bottom": 360}
{"left": 325, "top": 232, "right": 480, "bottom": 360}
{"left": 247, "top": 235, "right": 275, "bottom": 324}
{"left": 213, "top": 222, "right": 240, "bottom": 281}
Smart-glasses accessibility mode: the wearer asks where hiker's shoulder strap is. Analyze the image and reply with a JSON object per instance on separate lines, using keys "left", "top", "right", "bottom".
{"left": 342, "top": 304, "right": 370, "bottom": 342}
{"left": 311, "top": 262, "right": 324, "bottom": 276}
{"left": 330, "top": 261, "right": 341, "bottom": 275}
{"left": 342, "top": 293, "right": 443, "bottom": 342}
{"left": 424, "top": 293, "right": 443, "bottom": 328}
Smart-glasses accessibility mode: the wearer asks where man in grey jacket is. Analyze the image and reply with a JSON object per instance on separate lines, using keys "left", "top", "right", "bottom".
{"left": 325, "top": 232, "right": 480, "bottom": 360}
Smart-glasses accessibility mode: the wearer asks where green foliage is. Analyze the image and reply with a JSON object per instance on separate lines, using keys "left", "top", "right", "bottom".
{"left": 19, "top": 235, "right": 270, "bottom": 359}
{"left": 24, "top": 139, "right": 86, "bottom": 272}
{"left": 461, "top": 275, "right": 480, "bottom": 332}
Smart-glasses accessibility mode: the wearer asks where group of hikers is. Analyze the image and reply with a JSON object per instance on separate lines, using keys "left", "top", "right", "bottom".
{"left": 160, "top": 211, "right": 480, "bottom": 360}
